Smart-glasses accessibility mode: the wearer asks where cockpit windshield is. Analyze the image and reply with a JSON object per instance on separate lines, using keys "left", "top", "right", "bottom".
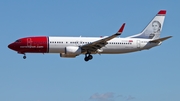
{"left": 15, "top": 40, "right": 21, "bottom": 43}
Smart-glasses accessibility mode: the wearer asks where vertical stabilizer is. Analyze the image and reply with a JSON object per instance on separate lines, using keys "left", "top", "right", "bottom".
{"left": 129, "top": 10, "right": 166, "bottom": 39}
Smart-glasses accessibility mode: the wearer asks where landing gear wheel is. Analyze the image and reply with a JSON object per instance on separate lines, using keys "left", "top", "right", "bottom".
{"left": 88, "top": 55, "right": 93, "bottom": 60}
{"left": 84, "top": 53, "right": 93, "bottom": 62}
{"left": 23, "top": 56, "right": 26, "bottom": 59}
{"left": 84, "top": 57, "right": 89, "bottom": 61}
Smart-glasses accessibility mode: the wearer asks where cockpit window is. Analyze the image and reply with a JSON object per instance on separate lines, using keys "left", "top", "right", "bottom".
{"left": 15, "top": 40, "right": 21, "bottom": 43}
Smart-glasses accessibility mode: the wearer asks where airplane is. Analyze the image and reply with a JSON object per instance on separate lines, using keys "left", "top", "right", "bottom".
{"left": 8, "top": 10, "right": 172, "bottom": 61}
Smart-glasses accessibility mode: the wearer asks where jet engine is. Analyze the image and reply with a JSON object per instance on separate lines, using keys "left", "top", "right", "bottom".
{"left": 60, "top": 46, "right": 81, "bottom": 58}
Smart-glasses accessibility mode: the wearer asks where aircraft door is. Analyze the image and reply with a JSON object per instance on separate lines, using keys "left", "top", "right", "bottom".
{"left": 137, "top": 40, "right": 141, "bottom": 49}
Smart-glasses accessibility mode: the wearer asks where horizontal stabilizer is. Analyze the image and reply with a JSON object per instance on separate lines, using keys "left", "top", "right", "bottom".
{"left": 149, "top": 36, "right": 172, "bottom": 43}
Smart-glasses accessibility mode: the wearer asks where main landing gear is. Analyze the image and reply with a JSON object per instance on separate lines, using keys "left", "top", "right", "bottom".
{"left": 84, "top": 53, "right": 93, "bottom": 62}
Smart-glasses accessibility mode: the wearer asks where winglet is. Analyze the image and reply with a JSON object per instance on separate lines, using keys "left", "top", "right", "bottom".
{"left": 116, "top": 23, "right": 125, "bottom": 35}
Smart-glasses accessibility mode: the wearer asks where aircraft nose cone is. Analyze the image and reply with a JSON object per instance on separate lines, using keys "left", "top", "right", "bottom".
{"left": 8, "top": 43, "right": 14, "bottom": 50}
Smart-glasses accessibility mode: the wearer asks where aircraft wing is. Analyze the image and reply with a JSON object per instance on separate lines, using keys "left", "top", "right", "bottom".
{"left": 81, "top": 23, "right": 125, "bottom": 53}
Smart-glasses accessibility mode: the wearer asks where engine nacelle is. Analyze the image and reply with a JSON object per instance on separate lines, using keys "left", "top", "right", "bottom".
{"left": 60, "top": 53, "right": 76, "bottom": 58}
{"left": 65, "top": 46, "right": 81, "bottom": 55}
{"left": 60, "top": 46, "right": 81, "bottom": 58}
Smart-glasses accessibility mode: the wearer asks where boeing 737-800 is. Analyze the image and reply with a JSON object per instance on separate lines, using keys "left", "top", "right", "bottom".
{"left": 8, "top": 10, "right": 172, "bottom": 61}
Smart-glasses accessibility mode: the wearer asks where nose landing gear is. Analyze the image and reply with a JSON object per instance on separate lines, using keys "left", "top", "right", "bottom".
{"left": 23, "top": 54, "right": 26, "bottom": 59}
{"left": 18, "top": 52, "right": 27, "bottom": 59}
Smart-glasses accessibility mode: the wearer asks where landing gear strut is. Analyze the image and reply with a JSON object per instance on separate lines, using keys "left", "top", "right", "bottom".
{"left": 84, "top": 53, "right": 93, "bottom": 62}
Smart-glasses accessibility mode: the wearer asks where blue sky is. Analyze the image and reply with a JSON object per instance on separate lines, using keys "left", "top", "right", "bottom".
{"left": 0, "top": 0, "right": 179, "bottom": 101}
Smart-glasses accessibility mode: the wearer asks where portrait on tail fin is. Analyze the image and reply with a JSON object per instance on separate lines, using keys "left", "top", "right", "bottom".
{"left": 149, "top": 20, "right": 161, "bottom": 39}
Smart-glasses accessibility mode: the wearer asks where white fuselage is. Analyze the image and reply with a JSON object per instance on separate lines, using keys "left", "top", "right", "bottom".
{"left": 48, "top": 36, "right": 159, "bottom": 54}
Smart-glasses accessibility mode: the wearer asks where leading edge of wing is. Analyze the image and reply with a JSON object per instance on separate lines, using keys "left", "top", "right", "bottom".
{"left": 81, "top": 23, "right": 126, "bottom": 52}
{"left": 97, "top": 23, "right": 126, "bottom": 42}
